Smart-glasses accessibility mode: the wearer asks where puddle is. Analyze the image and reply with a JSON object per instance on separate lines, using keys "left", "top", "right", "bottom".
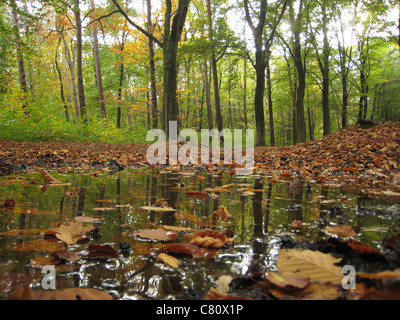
{"left": 0, "top": 169, "right": 399, "bottom": 299}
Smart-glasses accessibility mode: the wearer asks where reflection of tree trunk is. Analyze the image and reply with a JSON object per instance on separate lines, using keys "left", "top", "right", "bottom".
{"left": 77, "top": 185, "right": 86, "bottom": 213}
{"left": 288, "top": 180, "right": 304, "bottom": 222}
{"left": 252, "top": 178, "right": 264, "bottom": 238}
{"left": 264, "top": 183, "right": 272, "bottom": 233}
{"left": 162, "top": 173, "right": 178, "bottom": 226}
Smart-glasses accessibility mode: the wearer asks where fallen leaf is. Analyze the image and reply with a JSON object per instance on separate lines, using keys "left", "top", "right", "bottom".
{"left": 324, "top": 225, "right": 357, "bottom": 237}
{"left": 87, "top": 244, "right": 120, "bottom": 259}
{"left": 156, "top": 253, "right": 181, "bottom": 268}
{"left": 40, "top": 170, "right": 61, "bottom": 184}
{"left": 277, "top": 249, "right": 343, "bottom": 285}
{"left": 8, "top": 286, "right": 114, "bottom": 300}
{"left": 215, "top": 275, "right": 233, "bottom": 295}
{"left": 204, "top": 288, "right": 252, "bottom": 300}
{"left": 133, "top": 228, "right": 178, "bottom": 242}
{"left": 266, "top": 272, "right": 310, "bottom": 290}
{"left": 190, "top": 229, "right": 234, "bottom": 248}
{"left": 13, "top": 239, "right": 65, "bottom": 253}
{"left": 159, "top": 243, "right": 213, "bottom": 259}
{"left": 290, "top": 220, "right": 304, "bottom": 229}
{"left": 359, "top": 268, "right": 400, "bottom": 279}
{"left": 140, "top": 206, "right": 176, "bottom": 212}
{"left": 212, "top": 205, "right": 230, "bottom": 220}
{"left": 54, "top": 221, "right": 95, "bottom": 245}
{"left": 50, "top": 249, "right": 81, "bottom": 262}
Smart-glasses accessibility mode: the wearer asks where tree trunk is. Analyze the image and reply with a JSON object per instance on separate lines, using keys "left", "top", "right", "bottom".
{"left": 289, "top": 1, "right": 306, "bottom": 143}
{"left": 117, "top": 56, "right": 124, "bottom": 129}
{"left": 74, "top": 0, "right": 87, "bottom": 124}
{"left": 11, "top": 2, "right": 28, "bottom": 95}
{"left": 321, "top": 3, "right": 330, "bottom": 136}
{"left": 203, "top": 60, "right": 213, "bottom": 130}
{"left": 55, "top": 41, "right": 69, "bottom": 121}
{"left": 207, "top": 0, "right": 223, "bottom": 132}
{"left": 63, "top": 38, "right": 80, "bottom": 120}
{"left": 90, "top": 0, "right": 106, "bottom": 119}
{"left": 266, "top": 51, "right": 275, "bottom": 146}
{"left": 243, "top": 57, "right": 248, "bottom": 129}
{"left": 146, "top": 0, "right": 158, "bottom": 128}
{"left": 111, "top": 0, "right": 190, "bottom": 134}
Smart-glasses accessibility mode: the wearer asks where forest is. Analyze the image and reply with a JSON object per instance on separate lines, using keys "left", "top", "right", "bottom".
{"left": 0, "top": 0, "right": 399, "bottom": 146}
{"left": 1, "top": 0, "right": 400, "bottom": 302}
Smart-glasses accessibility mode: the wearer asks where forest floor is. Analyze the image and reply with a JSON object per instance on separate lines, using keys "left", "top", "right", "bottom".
{"left": 1, "top": 121, "right": 400, "bottom": 301}
{"left": 1, "top": 121, "right": 399, "bottom": 198}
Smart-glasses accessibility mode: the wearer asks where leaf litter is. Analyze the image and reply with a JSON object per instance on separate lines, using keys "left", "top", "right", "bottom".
{"left": 0, "top": 122, "right": 400, "bottom": 299}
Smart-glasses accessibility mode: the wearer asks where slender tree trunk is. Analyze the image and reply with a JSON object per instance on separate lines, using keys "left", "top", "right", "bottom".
{"left": 90, "top": 0, "right": 106, "bottom": 119}
{"left": 207, "top": 0, "right": 223, "bottom": 132}
{"left": 11, "top": 3, "right": 28, "bottom": 95}
{"left": 289, "top": 1, "right": 306, "bottom": 143}
{"left": 55, "top": 43, "right": 69, "bottom": 121}
{"left": 74, "top": 0, "right": 87, "bottom": 124}
{"left": 321, "top": 3, "right": 330, "bottom": 136}
{"left": 117, "top": 55, "right": 124, "bottom": 129}
{"left": 243, "top": 57, "right": 248, "bottom": 129}
{"left": 266, "top": 51, "right": 275, "bottom": 146}
{"left": 147, "top": 0, "right": 158, "bottom": 128}
{"left": 203, "top": 61, "right": 213, "bottom": 130}
{"left": 63, "top": 39, "right": 80, "bottom": 120}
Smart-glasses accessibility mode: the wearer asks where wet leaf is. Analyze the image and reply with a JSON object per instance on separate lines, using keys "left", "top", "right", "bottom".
{"left": 204, "top": 288, "right": 252, "bottom": 300}
{"left": 40, "top": 170, "right": 61, "bottom": 185}
{"left": 140, "top": 206, "right": 176, "bottom": 212}
{"left": 277, "top": 249, "right": 343, "bottom": 285}
{"left": 160, "top": 243, "right": 213, "bottom": 259}
{"left": 8, "top": 286, "right": 114, "bottom": 300}
{"left": 266, "top": 272, "right": 310, "bottom": 290}
{"left": 212, "top": 205, "right": 230, "bottom": 220}
{"left": 359, "top": 268, "right": 400, "bottom": 279}
{"left": 190, "top": 229, "right": 234, "bottom": 248}
{"left": 133, "top": 228, "right": 178, "bottom": 242}
{"left": 50, "top": 249, "right": 81, "bottom": 262}
{"left": 54, "top": 221, "right": 95, "bottom": 245}
{"left": 324, "top": 225, "right": 357, "bottom": 237}
{"left": 87, "top": 244, "right": 120, "bottom": 259}
{"left": 156, "top": 253, "right": 181, "bottom": 268}
{"left": 14, "top": 239, "right": 65, "bottom": 253}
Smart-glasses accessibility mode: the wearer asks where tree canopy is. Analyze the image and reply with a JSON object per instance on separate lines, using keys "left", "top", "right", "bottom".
{"left": 0, "top": 0, "right": 398, "bottom": 145}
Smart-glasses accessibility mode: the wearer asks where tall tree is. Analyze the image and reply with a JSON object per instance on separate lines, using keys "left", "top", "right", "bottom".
{"left": 288, "top": 0, "right": 307, "bottom": 143}
{"left": 11, "top": 0, "right": 28, "bottom": 95}
{"left": 243, "top": 0, "right": 288, "bottom": 147}
{"left": 111, "top": 0, "right": 190, "bottom": 134}
{"left": 90, "top": 0, "right": 107, "bottom": 119}
{"left": 146, "top": 0, "right": 158, "bottom": 129}
{"left": 309, "top": 0, "right": 332, "bottom": 136}
{"left": 206, "top": 0, "right": 223, "bottom": 132}
{"left": 74, "top": 0, "right": 87, "bottom": 123}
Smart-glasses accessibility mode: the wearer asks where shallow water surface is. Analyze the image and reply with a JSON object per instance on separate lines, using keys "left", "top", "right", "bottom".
{"left": 0, "top": 169, "right": 398, "bottom": 299}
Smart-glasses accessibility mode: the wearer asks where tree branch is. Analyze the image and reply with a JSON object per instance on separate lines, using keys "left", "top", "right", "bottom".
{"left": 85, "top": 10, "right": 119, "bottom": 29}
{"left": 110, "top": 0, "right": 164, "bottom": 49}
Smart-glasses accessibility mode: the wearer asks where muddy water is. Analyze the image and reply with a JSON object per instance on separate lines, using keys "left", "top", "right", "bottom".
{"left": 0, "top": 169, "right": 398, "bottom": 299}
